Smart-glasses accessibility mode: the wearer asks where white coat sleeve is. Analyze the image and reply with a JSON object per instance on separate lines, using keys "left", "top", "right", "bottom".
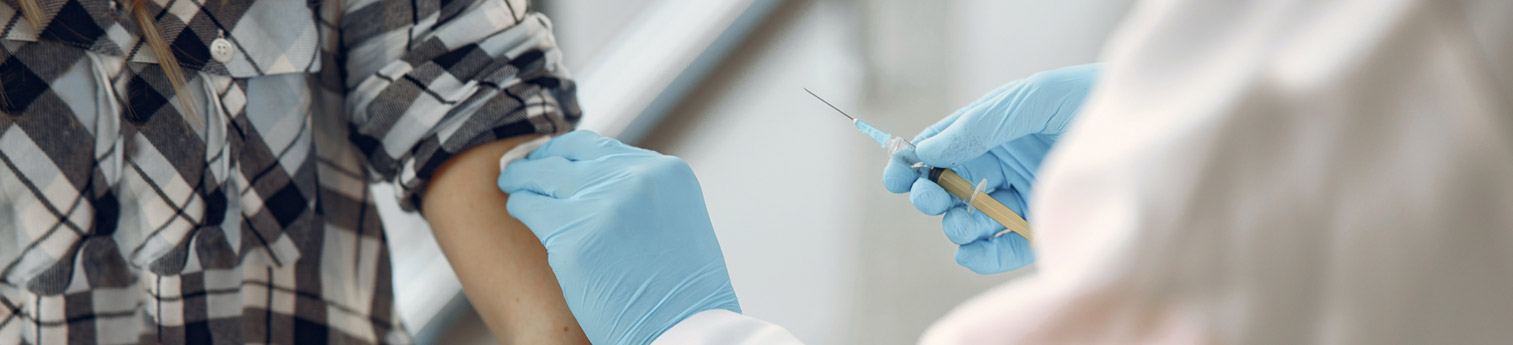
{"left": 650, "top": 310, "right": 806, "bottom": 345}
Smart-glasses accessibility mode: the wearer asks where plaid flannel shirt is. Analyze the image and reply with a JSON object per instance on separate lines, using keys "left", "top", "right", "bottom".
{"left": 0, "top": 0, "right": 580, "bottom": 343}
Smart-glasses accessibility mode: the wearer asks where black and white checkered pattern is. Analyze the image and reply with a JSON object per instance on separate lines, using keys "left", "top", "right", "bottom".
{"left": 0, "top": 0, "right": 321, "bottom": 77}
{"left": 0, "top": 0, "right": 578, "bottom": 343}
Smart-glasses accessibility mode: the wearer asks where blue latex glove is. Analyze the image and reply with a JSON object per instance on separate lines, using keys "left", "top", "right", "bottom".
{"left": 883, "top": 64, "right": 1100, "bottom": 274}
{"left": 497, "top": 130, "right": 740, "bottom": 345}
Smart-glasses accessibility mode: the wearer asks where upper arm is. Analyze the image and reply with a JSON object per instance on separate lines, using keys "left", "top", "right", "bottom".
{"left": 338, "top": 0, "right": 579, "bottom": 210}
{"left": 423, "top": 134, "right": 590, "bottom": 345}
{"left": 334, "top": 1, "right": 587, "bottom": 342}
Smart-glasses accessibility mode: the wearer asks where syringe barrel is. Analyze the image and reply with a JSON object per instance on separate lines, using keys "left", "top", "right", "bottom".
{"left": 926, "top": 168, "right": 1034, "bottom": 242}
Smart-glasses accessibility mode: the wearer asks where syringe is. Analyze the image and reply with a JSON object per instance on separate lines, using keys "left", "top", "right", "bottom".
{"left": 805, "top": 89, "right": 1033, "bottom": 242}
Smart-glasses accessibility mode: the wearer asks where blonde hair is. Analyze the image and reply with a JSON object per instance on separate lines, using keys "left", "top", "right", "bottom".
{"left": 15, "top": 0, "right": 196, "bottom": 119}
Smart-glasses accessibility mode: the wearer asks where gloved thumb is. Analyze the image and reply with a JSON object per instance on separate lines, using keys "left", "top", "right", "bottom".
{"left": 913, "top": 73, "right": 1058, "bottom": 167}
{"left": 914, "top": 64, "right": 1099, "bottom": 167}
{"left": 914, "top": 88, "right": 1037, "bottom": 167}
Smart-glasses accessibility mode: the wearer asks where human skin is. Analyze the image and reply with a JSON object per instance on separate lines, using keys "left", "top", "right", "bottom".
{"left": 423, "top": 134, "right": 591, "bottom": 344}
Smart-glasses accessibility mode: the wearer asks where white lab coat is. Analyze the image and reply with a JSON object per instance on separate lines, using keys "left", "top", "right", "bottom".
{"left": 653, "top": 0, "right": 1513, "bottom": 343}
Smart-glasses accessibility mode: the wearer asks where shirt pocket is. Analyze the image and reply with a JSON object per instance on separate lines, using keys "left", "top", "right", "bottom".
{"left": 114, "top": 71, "right": 313, "bottom": 278}
{"left": 0, "top": 47, "right": 132, "bottom": 294}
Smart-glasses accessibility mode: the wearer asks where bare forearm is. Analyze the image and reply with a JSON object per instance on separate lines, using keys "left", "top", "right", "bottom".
{"left": 423, "top": 134, "right": 589, "bottom": 345}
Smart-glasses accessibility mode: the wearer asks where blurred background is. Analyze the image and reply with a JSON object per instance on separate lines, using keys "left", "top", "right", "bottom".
{"left": 381, "top": 0, "right": 1134, "bottom": 343}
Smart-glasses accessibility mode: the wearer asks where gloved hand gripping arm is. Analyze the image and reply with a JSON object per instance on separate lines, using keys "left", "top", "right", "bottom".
{"left": 497, "top": 131, "right": 744, "bottom": 345}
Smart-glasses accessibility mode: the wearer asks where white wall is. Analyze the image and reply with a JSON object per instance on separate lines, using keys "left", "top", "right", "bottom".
{"left": 638, "top": 1, "right": 866, "bottom": 343}
{"left": 944, "top": 0, "right": 1133, "bottom": 106}
{"left": 537, "top": 0, "right": 659, "bottom": 70}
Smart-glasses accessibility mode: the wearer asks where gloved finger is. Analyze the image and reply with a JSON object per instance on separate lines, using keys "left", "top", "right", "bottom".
{"left": 503, "top": 191, "right": 568, "bottom": 241}
{"left": 942, "top": 205, "right": 1004, "bottom": 245}
{"left": 908, "top": 177, "right": 954, "bottom": 215}
{"left": 894, "top": 148, "right": 1006, "bottom": 204}
{"left": 911, "top": 108, "right": 964, "bottom": 144}
{"left": 942, "top": 189, "right": 1027, "bottom": 245}
{"left": 497, "top": 156, "right": 585, "bottom": 198}
{"left": 914, "top": 86, "right": 1036, "bottom": 167}
{"left": 528, "top": 130, "right": 652, "bottom": 161}
{"left": 883, "top": 147, "right": 923, "bottom": 194}
{"left": 943, "top": 152, "right": 1011, "bottom": 192}
{"left": 955, "top": 232, "right": 1035, "bottom": 274}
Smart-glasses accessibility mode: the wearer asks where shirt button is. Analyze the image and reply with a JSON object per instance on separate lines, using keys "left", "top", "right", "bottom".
{"left": 210, "top": 37, "right": 234, "bottom": 63}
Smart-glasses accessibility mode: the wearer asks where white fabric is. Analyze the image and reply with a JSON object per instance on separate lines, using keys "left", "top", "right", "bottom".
{"left": 920, "top": 0, "right": 1513, "bottom": 344}
{"left": 651, "top": 310, "right": 804, "bottom": 345}
{"left": 498, "top": 135, "right": 554, "bottom": 172}
{"left": 655, "top": 0, "right": 1512, "bottom": 343}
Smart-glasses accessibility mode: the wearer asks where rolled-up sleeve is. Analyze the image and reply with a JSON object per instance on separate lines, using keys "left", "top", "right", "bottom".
{"left": 340, "top": 0, "right": 579, "bottom": 210}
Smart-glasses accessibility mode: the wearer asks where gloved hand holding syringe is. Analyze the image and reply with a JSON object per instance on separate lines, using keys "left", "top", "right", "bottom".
{"left": 807, "top": 65, "right": 1095, "bottom": 274}
{"left": 805, "top": 89, "right": 1033, "bottom": 242}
